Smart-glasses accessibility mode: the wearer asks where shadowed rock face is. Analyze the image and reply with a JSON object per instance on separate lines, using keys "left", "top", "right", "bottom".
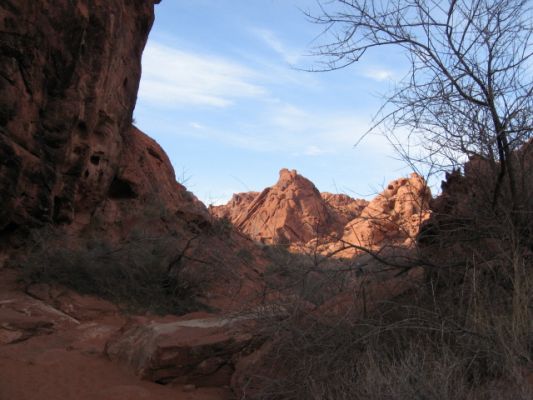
{"left": 321, "top": 192, "right": 368, "bottom": 226}
{"left": 0, "top": 0, "right": 199, "bottom": 240}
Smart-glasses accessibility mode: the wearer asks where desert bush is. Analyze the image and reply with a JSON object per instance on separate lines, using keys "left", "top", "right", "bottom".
{"left": 242, "top": 270, "right": 532, "bottom": 400}
{"left": 240, "top": 214, "right": 533, "bottom": 399}
{"left": 18, "top": 229, "right": 207, "bottom": 315}
{"left": 261, "top": 244, "right": 358, "bottom": 306}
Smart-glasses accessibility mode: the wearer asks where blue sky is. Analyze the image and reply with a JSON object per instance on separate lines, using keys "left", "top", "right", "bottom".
{"left": 134, "top": 0, "right": 414, "bottom": 205}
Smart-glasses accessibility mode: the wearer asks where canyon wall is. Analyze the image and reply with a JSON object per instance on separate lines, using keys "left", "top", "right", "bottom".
{"left": 0, "top": 0, "right": 212, "bottom": 243}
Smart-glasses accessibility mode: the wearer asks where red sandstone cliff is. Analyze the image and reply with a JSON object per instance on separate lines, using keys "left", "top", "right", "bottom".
{"left": 1, "top": 0, "right": 153, "bottom": 233}
{"left": 0, "top": 0, "right": 214, "bottom": 244}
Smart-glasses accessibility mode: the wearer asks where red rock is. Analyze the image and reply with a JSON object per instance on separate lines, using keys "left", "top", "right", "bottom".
{"left": 0, "top": 0, "right": 215, "bottom": 253}
{"left": 321, "top": 192, "right": 368, "bottom": 225}
{"left": 213, "top": 169, "right": 344, "bottom": 245}
{"left": 213, "top": 171, "right": 431, "bottom": 257}
{"left": 209, "top": 192, "right": 259, "bottom": 221}
{"left": 0, "top": 0, "right": 159, "bottom": 236}
{"left": 334, "top": 173, "right": 431, "bottom": 257}
{"left": 106, "top": 316, "right": 253, "bottom": 387}
{"left": 0, "top": 267, "right": 233, "bottom": 399}
{"left": 87, "top": 125, "right": 211, "bottom": 239}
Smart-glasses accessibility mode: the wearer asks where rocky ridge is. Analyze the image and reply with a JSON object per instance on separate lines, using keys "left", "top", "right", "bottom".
{"left": 0, "top": 0, "right": 213, "bottom": 247}
{"left": 212, "top": 169, "right": 347, "bottom": 245}
{"left": 210, "top": 169, "right": 431, "bottom": 256}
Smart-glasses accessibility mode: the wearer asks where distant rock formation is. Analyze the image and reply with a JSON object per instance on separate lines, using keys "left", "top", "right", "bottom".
{"left": 321, "top": 192, "right": 368, "bottom": 226}
{"left": 210, "top": 192, "right": 259, "bottom": 222}
{"left": 211, "top": 170, "right": 431, "bottom": 257}
{"left": 211, "top": 169, "right": 348, "bottom": 245}
{"left": 334, "top": 173, "right": 431, "bottom": 257}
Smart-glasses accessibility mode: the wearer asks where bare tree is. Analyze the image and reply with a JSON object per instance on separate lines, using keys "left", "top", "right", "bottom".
{"left": 308, "top": 0, "right": 533, "bottom": 210}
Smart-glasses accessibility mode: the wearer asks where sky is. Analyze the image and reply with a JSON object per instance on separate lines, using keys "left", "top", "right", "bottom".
{"left": 134, "top": 0, "right": 416, "bottom": 205}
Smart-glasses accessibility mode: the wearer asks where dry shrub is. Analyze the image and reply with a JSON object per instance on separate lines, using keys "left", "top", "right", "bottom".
{"left": 240, "top": 204, "right": 533, "bottom": 399}
{"left": 237, "top": 154, "right": 533, "bottom": 399}
{"left": 261, "top": 244, "right": 361, "bottom": 306}
{"left": 17, "top": 228, "right": 208, "bottom": 315}
{"left": 242, "top": 269, "right": 532, "bottom": 399}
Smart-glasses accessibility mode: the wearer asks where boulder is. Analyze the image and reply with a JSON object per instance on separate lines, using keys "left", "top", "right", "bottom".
{"left": 336, "top": 173, "right": 431, "bottom": 257}
{"left": 106, "top": 316, "right": 253, "bottom": 387}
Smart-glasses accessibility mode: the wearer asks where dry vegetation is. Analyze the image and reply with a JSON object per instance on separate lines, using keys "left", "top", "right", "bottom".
{"left": 15, "top": 228, "right": 209, "bottom": 315}
{"left": 237, "top": 186, "right": 533, "bottom": 399}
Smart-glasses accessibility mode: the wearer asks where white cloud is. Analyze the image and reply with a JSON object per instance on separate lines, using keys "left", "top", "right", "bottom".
{"left": 139, "top": 42, "right": 266, "bottom": 108}
{"left": 137, "top": 41, "right": 395, "bottom": 159}
{"left": 251, "top": 28, "right": 301, "bottom": 64}
{"left": 189, "top": 122, "right": 205, "bottom": 130}
{"left": 362, "top": 67, "right": 395, "bottom": 82}
{"left": 304, "top": 145, "right": 327, "bottom": 156}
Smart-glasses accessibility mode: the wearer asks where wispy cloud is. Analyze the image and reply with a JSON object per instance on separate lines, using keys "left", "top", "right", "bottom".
{"left": 139, "top": 42, "right": 266, "bottom": 108}
{"left": 251, "top": 28, "right": 301, "bottom": 65}
{"left": 362, "top": 67, "right": 395, "bottom": 82}
{"left": 304, "top": 145, "right": 327, "bottom": 156}
{"left": 189, "top": 122, "right": 205, "bottom": 130}
{"left": 165, "top": 101, "right": 392, "bottom": 157}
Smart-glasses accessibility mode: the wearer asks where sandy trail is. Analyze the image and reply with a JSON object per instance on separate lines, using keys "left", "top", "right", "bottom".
{"left": 0, "top": 268, "right": 233, "bottom": 400}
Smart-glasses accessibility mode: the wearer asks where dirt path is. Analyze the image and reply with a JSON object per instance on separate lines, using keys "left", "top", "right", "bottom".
{"left": 0, "top": 268, "right": 233, "bottom": 400}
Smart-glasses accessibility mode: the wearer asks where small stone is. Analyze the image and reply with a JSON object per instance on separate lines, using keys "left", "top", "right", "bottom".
{"left": 182, "top": 384, "right": 196, "bottom": 392}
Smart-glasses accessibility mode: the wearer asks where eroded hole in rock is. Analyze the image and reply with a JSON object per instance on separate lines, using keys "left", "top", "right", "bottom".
{"left": 0, "top": 222, "right": 19, "bottom": 237}
{"left": 90, "top": 155, "right": 100, "bottom": 165}
{"left": 78, "top": 120, "right": 87, "bottom": 133}
{"left": 84, "top": 170, "right": 89, "bottom": 178}
{"left": 108, "top": 177, "right": 137, "bottom": 199}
